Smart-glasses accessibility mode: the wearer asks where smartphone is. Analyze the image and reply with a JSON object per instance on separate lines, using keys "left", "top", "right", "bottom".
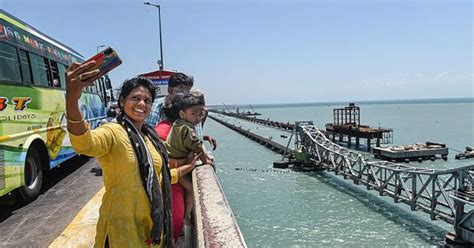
{"left": 82, "top": 47, "right": 122, "bottom": 80}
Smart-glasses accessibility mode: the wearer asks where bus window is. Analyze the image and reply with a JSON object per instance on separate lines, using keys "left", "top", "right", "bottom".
{"left": 95, "top": 78, "right": 105, "bottom": 101}
{"left": 97, "top": 79, "right": 103, "bottom": 95}
{"left": 93, "top": 82, "right": 99, "bottom": 94}
{"left": 92, "top": 80, "right": 96, "bottom": 92}
{"left": 97, "top": 78, "right": 103, "bottom": 94}
{"left": 101, "top": 78, "right": 105, "bottom": 89}
{"left": 58, "top": 63, "right": 67, "bottom": 89}
{"left": 19, "top": 50, "right": 33, "bottom": 84}
{"left": 99, "top": 77, "right": 107, "bottom": 102}
{"left": 30, "top": 53, "right": 52, "bottom": 87}
{"left": 98, "top": 81, "right": 103, "bottom": 95}
{"left": 104, "top": 75, "right": 112, "bottom": 89}
{"left": 0, "top": 42, "right": 21, "bottom": 82}
{"left": 50, "top": 60, "right": 61, "bottom": 88}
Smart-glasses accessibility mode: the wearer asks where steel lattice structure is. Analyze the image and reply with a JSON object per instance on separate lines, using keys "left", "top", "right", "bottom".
{"left": 210, "top": 114, "right": 474, "bottom": 243}
{"left": 296, "top": 122, "right": 474, "bottom": 230}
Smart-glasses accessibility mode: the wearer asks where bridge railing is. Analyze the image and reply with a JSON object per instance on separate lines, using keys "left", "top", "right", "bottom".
{"left": 298, "top": 123, "right": 474, "bottom": 224}
{"left": 191, "top": 163, "right": 247, "bottom": 248}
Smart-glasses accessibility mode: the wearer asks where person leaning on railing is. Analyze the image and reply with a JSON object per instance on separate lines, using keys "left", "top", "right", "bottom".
{"left": 65, "top": 61, "right": 199, "bottom": 248}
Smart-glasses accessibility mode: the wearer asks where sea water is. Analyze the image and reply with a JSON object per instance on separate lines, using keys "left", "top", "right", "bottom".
{"left": 205, "top": 98, "right": 473, "bottom": 247}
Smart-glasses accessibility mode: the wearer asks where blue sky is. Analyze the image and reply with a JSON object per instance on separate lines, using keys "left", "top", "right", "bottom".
{"left": 2, "top": 0, "right": 472, "bottom": 105}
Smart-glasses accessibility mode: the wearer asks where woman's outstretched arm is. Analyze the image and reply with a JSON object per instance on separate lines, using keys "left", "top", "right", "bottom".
{"left": 65, "top": 61, "right": 100, "bottom": 135}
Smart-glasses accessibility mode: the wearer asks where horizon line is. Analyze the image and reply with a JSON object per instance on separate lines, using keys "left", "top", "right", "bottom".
{"left": 209, "top": 96, "right": 474, "bottom": 107}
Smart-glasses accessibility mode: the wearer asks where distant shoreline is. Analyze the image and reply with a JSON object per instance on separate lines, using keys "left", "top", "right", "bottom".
{"left": 210, "top": 97, "right": 474, "bottom": 109}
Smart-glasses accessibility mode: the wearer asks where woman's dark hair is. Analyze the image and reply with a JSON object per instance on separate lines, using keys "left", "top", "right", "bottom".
{"left": 106, "top": 109, "right": 116, "bottom": 118}
{"left": 118, "top": 77, "right": 156, "bottom": 109}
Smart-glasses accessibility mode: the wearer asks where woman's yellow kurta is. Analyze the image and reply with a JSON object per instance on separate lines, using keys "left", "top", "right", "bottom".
{"left": 70, "top": 123, "right": 178, "bottom": 248}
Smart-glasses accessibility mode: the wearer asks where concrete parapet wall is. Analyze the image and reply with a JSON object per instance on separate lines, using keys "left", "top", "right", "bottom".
{"left": 192, "top": 164, "right": 247, "bottom": 248}
{"left": 50, "top": 162, "right": 247, "bottom": 248}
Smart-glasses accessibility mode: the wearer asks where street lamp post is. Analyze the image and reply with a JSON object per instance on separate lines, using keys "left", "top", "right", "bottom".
{"left": 144, "top": 2, "right": 164, "bottom": 71}
{"left": 96, "top": 44, "right": 105, "bottom": 54}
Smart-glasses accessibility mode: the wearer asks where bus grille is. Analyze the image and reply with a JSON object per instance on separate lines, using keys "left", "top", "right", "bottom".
{"left": 0, "top": 149, "right": 4, "bottom": 190}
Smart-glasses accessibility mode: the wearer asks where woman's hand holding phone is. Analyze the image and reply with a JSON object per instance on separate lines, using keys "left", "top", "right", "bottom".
{"left": 65, "top": 61, "right": 101, "bottom": 135}
{"left": 65, "top": 47, "right": 121, "bottom": 136}
{"left": 66, "top": 61, "right": 101, "bottom": 102}
{"left": 66, "top": 47, "right": 122, "bottom": 101}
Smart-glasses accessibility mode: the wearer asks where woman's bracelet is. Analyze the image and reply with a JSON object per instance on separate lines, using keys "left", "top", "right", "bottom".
{"left": 66, "top": 113, "right": 85, "bottom": 124}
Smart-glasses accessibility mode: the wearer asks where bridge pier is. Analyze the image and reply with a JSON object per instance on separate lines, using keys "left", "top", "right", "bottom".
{"left": 367, "top": 138, "right": 372, "bottom": 152}
{"left": 356, "top": 137, "right": 360, "bottom": 148}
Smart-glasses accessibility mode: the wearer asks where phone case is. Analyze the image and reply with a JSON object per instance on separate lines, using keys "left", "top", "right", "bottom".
{"left": 84, "top": 47, "right": 122, "bottom": 79}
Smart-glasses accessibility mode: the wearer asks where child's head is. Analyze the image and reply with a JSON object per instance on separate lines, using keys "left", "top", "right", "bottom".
{"left": 190, "top": 89, "right": 205, "bottom": 106}
{"left": 190, "top": 89, "right": 206, "bottom": 122}
{"left": 172, "top": 94, "right": 203, "bottom": 125}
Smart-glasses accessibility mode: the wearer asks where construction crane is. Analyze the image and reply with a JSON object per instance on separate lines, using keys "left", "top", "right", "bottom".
{"left": 222, "top": 102, "right": 231, "bottom": 113}
{"left": 249, "top": 104, "right": 256, "bottom": 113}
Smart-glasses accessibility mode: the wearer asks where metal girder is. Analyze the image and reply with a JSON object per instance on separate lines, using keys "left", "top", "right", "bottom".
{"left": 296, "top": 123, "right": 474, "bottom": 230}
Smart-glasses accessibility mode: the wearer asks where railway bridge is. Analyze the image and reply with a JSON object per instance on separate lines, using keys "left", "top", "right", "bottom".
{"left": 209, "top": 113, "right": 474, "bottom": 246}
{"left": 295, "top": 121, "right": 474, "bottom": 245}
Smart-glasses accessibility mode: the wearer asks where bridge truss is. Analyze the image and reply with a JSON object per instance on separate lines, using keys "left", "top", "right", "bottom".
{"left": 295, "top": 121, "right": 474, "bottom": 243}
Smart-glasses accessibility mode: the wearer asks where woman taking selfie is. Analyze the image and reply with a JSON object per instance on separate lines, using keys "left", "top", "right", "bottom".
{"left": 65, "top": 61, "right": 198, "bottom": 247}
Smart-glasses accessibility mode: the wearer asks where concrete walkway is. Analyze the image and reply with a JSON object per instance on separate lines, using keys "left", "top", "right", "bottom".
{"left": 0, "top": 157, "right": 103, "bottom": 248}
{"left": 49, "top": 187, "right": 104, "bottom": 248}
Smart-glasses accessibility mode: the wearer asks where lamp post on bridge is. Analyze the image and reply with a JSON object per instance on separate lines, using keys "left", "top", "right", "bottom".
{"left": 144, "top": 1, "right": 164, "bottom": 71}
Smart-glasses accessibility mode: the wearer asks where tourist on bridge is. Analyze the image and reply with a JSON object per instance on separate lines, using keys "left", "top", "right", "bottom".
{"left": 165, "top": 94, "right": 212, "bottom": 222}
{"left": 155, "top": 88, "right": 217, "bottom": 241}
{"left": 65, "top": 61, "right": 199, "bottom": 247}
{"left": 190, "top": 89, "right": 217, "bottom": 151}
{"left": 146, "top": 72, "right": 194, "bottom": 128}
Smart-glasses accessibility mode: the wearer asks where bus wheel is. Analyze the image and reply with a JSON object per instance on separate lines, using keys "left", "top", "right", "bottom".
{"left": 19, "top": 148, "right": 43, "bottom": 202}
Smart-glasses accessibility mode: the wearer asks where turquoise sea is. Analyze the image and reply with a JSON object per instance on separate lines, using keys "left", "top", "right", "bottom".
{"left": 206, "top": 98, "right": 473, "bottom": 247}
